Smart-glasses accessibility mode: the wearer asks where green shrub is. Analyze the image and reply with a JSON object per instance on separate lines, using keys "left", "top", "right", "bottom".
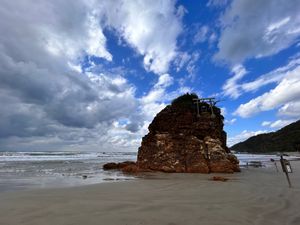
{"left": 171, "top": 93, "right": 198, "bottom": 107}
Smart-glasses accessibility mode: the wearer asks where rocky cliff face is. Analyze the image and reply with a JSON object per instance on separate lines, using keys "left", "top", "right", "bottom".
{"left": 136, "top": 95, "right": 240, "bottom": 173}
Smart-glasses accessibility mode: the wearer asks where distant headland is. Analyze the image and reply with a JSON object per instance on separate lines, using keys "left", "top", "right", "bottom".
{"left": 231, "top": 120, "right": 300, "bottom": 153}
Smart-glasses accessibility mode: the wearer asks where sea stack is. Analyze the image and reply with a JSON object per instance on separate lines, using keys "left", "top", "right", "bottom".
{"left": 136, "top": 93, "right": 240, "bottom": 173}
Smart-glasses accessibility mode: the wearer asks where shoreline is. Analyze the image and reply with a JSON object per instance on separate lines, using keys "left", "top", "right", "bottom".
{"left": 1, "top": 152, "right": 299, "bottom": 194}
{"left": 1, "top": 161, "right": 300, "bottom": 225}
{"left": 234, "top": 151, "right": 300, "bottom": 156}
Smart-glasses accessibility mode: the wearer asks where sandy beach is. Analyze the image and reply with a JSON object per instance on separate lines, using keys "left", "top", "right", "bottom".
{"left": 1, "top": 161, "right": 300, "bottom": 225}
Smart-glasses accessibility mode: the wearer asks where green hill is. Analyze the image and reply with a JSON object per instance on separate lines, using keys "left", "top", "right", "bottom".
{"left": 230, "top": 120, "right": 300, "bottom": 153}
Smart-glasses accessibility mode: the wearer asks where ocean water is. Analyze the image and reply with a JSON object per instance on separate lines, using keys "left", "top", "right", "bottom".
{"left": 0, "top": 151, "right": 137, "bottom": 192}
{"left": 0, "top": 151, "right": 298, "bottom": 192}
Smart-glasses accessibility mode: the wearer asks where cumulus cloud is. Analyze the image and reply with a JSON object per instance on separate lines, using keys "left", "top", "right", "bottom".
{"left": 0, "top": 0, "right": 184, "bottom": 151}
{"left": 222, "top": 64, "right": 247, "bottom": 99}
{"left": 234, "top": 65, "right": 300, "bottom": 118}
{"left": 220, "top": 107, "right": 227, "bottom": 116}
{"left": 215, "top": 0, "right": 300, "bottom": 64}
{"left": 228, "top": 130, "right": 268, "bottom": 147}
{"left": 100, "top": 0, "right": 184, "bottom": 74}
{"left": 261, "top": 121, "right": 271, "bottom": 127}
{"left": 222, "top": 55, "right": 300, "bottom": 123}
{"left": 225, "top": 118, "right": 237, "bottom": 125}
{"left": 193, "top": 26, "right": 209, "bottom": 44}
{"left": 223, "top": 57, "right": 300, "bottom": 99}
{"left": 241, "top": 58, "right": 300, "bottom": 92}
{"left": 140, "top": 74, "right": 174, "bottom": 120}
{"left": 261, "top": 119, "right": 295, "bottom": 129}
{"left": 278, "top": 101, "right": 300, "bottom": 118}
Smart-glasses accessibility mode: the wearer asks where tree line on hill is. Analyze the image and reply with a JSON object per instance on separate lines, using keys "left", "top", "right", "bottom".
{"left": 230, "top": 120, "right": 300, "bottom": 153}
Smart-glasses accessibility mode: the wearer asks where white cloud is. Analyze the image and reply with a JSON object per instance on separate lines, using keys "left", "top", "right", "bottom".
{"left": 192, "top": 24, "right": 217, "bottom": 47}
{"left": 141, "top": 74, "right": 173, "bottom": 105}
{"left": 140, "top": 102, "right": 167, "bottom": 123}
{"left": 241, "top": 57, "right": 300, "bottom": 92}
{"left": 215, "top": 0, "right": 300, "bottom": 63}
{"left": 278, "top": 101, "right": 300, "bottom": 118}
{"left": 234, "top": 65, "right": 300, "bottom": 117}
{"left": 222, "top": 64, "right": 247, "bottom": 98}
{"left": 101, "top": 0, "right": 184, "bottom": 74}
{"left": 264, "top": 17, "right": 291, "bottom": 44}
{"left": 86, "top": 13, "right": 113, "bottom": 61}
{"left": 0, "top": 0, "right": 186, "bottom": 151}
{"left": 140, "top": 74, "right": 174, "bottom": 121}
{"left": 269, "top": 119, "right": 295, "bottom": 129}
{"left": 220, "top": 107, "right": 227, "bottom": 116}
{"left": 174, "top": 51, "right": 200, "bottom": 80}
{"left": 267, "top": 17, "right": 291, "bottom": 32}
{"left": 222, "top": 56, "right": 300, "bottom": 99}
{"left": 174, "top": 52, "right": 191, "bottom": 72}
{"left": 228, "top": 130, "right": 268, "bottom": 147}
{"left": 225, "top": 118, "right": 236, "bottom": 125}
{"left": 154, "top": 73, "right": 174, "bottom": 89}
{"left": 193, "top": 26, "right": 209, "bottom": 44}
{"left": 0, "top": 0, "right": 184, "bottom": 76}
{"left": 208, "top": 32, "right": 217, "bottom": 44}
{"left": 39, "top": 2, "right": 112, "bottom": 62}
{"left": 0, "top": 0, "right": 145, "bottom": 151}
{"left": 261, "top": 121, "right": 271, "bottom": 127}
{"left": 186, "top": 52, "right": 201, "bottom": 80}
{"left": 261, "top": 119, "right": 296, "bottom": 129}
{"left": 206, "top": 0, "right": 229, "bottom": 8}
{"left": 36, "top": 0, "right": 183, "bottom": 75}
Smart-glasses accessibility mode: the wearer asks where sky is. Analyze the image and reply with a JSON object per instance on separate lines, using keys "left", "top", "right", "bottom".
{"left": 0, "top": 0, "right": 300, "bottom": 152}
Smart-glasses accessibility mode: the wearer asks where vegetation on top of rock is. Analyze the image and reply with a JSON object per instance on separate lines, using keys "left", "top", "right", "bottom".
{"left": 171, "top": 93, "right": 198, "bottom": 107}
{"left": 230, "top": 120, "right": 300, "bottom": 153}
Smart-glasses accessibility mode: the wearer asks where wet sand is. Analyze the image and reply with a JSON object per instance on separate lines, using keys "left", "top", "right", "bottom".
{"left": 1, "top": 161, "right": 300, "bottom": 225}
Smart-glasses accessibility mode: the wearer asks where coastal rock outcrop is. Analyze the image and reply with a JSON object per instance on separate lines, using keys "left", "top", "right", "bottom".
{"left": 104, "top": 93, "right": 240, "bottom": 173}
{"left": 103, "top": 161, "right": 136, "bottom": 170}
{"left": 136, "top": 93, "right": 240, "bottom": 173}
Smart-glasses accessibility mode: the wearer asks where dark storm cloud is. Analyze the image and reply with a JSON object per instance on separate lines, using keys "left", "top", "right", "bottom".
{"left": 0, "top": 0, "right": 183, "bottom": 151}
{"left": 0, "top": 0, "right": 140, "bottom": 151}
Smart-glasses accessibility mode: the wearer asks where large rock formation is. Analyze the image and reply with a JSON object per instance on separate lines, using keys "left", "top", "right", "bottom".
{"left": 136, "top": 93, "right": 240, "bottom": 173}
